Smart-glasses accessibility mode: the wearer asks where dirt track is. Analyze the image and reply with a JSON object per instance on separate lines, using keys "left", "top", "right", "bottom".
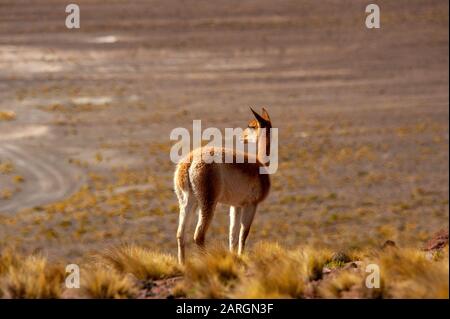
{"left": 0, "top": 0, "right": 448, "bottom": 259}
{"left": 0, "top": 142, "right": 83, "bottom": 213}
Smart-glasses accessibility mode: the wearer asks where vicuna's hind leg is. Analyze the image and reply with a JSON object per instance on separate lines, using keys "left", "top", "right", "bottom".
{"left": 176, "top": 191, "right": 197, "bottom": 264}
{"left": 229, "top": 206, "right": 242, "bottom": 252}
{"left": 238, "top": 204, "right": 257, "bottom": 255}
{"left": 193, "top": 202, "right": 216, "bottom": 249}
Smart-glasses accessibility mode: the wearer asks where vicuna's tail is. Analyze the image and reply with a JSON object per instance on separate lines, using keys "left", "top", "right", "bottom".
{"left": 174, "top": 154, "right": 193, "bottom": 202}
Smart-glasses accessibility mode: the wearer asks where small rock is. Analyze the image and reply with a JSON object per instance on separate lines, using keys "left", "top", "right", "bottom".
{"left": 423, "top": 229, "right": 449, "bottom": 251}
{"left": 322, "top": 267, "right": 332, "bottom": 274}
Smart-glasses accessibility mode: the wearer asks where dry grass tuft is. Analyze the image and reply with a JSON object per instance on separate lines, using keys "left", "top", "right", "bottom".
{"left": 301, "top": 247, "right": 333, "bottom": 281}
{"left": 97, "top": 244, "right": 182, "bottom": 281}
{"left": 318, "top": 247, "right": 449, "bottom": 299}
{"left": 0, "top": 111, "right": 16, "bottom": 121}
{"left": 0, "top": 161, "right": 14, "bottom": 174}
{"left": 79, "top": 266, "right": 139, "bottom": 299}
{"left": 182, "top": 246, "right": 243, "bottom": 298}
{"left": 172, "top": 281, "right": 188, "bottom": 298}
{"left": 235, "top": 242, "right": 306, "bottom": 298}
{"left": 0, "top": 249, "right": 20, "bottom": 276}
{"left": 376, "top": 247, "right": 449, "bottom": 298}
{"left": 0, "top": 253, "right": 64, "bottom": 298}
{"left": 318, "top": 271, "right": 366, "bottom": 298}
{"left": 234, "top": 243, "right": 333, "bottom": 298}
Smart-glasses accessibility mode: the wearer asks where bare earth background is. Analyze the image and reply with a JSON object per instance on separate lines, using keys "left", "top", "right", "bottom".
{"left": 0, "top": 0, "right": 448, "bottom": 263}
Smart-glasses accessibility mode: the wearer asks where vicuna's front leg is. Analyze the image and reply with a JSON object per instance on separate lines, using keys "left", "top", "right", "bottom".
{"left": 229, "top": 206, "right": 242, "bottom": 252}
{"left": 238, "top": 204, "right": 257, "bottom": 255}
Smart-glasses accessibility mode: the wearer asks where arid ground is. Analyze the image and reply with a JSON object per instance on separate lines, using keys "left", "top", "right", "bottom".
{"left": 0, "top": 0, "right": 448, "bottom": 298}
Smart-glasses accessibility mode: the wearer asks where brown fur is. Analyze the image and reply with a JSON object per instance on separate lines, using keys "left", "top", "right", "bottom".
{"left": 175, "top": 147, "right": 271, "bottom": 205}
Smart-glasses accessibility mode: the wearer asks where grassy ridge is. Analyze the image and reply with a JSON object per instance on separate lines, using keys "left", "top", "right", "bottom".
{"left": 0, "top": 242, "right": 447, "bottom": 299}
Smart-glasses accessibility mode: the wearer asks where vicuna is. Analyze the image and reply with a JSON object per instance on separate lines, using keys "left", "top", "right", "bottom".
{"left": 174, "top": 108, "right": 273, "bottom": 264}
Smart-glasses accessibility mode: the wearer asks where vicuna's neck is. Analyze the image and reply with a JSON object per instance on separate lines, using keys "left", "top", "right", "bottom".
{"left": 257, "top": 127, "right": 271, "bottom": 166}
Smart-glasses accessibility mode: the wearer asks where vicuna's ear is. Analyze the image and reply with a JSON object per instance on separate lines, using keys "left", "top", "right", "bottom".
{"left": 261, "top": 107, "right": 271, "bottom": 122}
{"left": 250, "top": 107, "right": 266, "bottom": 124}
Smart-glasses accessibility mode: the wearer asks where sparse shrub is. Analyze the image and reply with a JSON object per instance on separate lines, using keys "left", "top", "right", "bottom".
{"left": 0, "top": 161, "right": 14, "bottom": 174}
{"left": 0, "top": 255, "right": 64, "bottom": 298}
{"left": 318, "top": 271, "right": 365, "bottom": 298}
{"left": 80, "top": 266, "right": 138, "bottom": 299}
{"left": 182, "top": 246, "right": 243, "bottom": 298}
{"left": 98, "top": 244, "right": 182, "bottom": 281}
{"left": 1, "top": 189, "right": 13, "bottom": 200}
{"left": 172, "top": 281, "right": 188, "bottom": 298}
{"left": 318, "top": 247, "right": 449, "bottom": 299}
{"left": 0, "top": 249, "right": 19, "bottom": 276}
{"left": 235, "top": 242, "right": 307, "bottom": 298}
{"left": 301, "top": 247, "right": 333, "bottom": 281}
{"left": 376, "top": 247, "right": 449, "bottom": 298}
{"left": 13, "top": 175, "right": 25, "bottom": 183}
{"left": 0, "top": 111, "right": 16, "bottom": 121}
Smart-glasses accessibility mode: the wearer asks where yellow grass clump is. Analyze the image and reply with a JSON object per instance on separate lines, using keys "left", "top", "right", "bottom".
{"left": 182, "top": 246, "right": 243, "bottom": 298}
{"left": 80, "top": 267, "right": 139, "bottom": 299}
{"left": 234, "top": 243, "right": 306, "bottom": 298}
{"left": 0, "top": 161, "right": 14, "bottom": 174}
{"left": 376, "top": 247, "right": 449, "bottom": 298}
{"left": 0, "top": 249, "right": 20, "bottom": 278}
{"left": 318, "top": 270, "right": 368, "bottom": 298}
{"left": 233, "top": 243, "right": 334, "bottom": 298}
{"left": 0, "top": 111, "right": 16, "bottom": 121}
{"left": 97, "top": 244, "right": 182, "bottom": 281}
{"left": 0, "top": 252, "right": 64, "bottom": 298}
{"left": 318, "top": 247, "right": 449, "bottom": 299}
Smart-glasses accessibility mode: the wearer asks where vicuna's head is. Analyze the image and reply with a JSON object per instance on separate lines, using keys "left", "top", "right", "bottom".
{"left": 241, "top": 107, "right": 272, "bottom": 144}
